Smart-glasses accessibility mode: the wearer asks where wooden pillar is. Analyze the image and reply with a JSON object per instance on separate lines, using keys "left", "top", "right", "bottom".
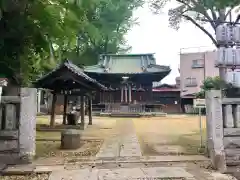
{"left": 80, "top": 95, "right": 85, "bottom": 125}
{"left": 50, "top": 92, "right": 57, "bottom": 127}
{"left": 62, "top": 94, "right": 68, "bottom": 125}
{"left": 129, "top": 85, "right": 131, "bottom": 103}
{"left": 125, "top": 86, "right": 127, "bottom": 103}
{"left": 88, "top": 97, "right": 92, "bottom": 125}
{"left": 121, "top": 87, "right": 123, "bottom": 102}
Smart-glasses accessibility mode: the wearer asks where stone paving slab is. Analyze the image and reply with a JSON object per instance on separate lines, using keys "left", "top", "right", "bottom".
{"left": 46, "top": 166, "right": 237, "bottom": 180}
{"left": 98, "top": 168, "right": 146, "bottom": 180}
{"left": 1, "top": 155, "right": 209, "bottom": 174}
{"left": 117, "top": 120, "right": 142, "bottom": 157}
{"left": 138, "top": 155, "right": 209, "bottom": 163}
{"left": 47, "top": 167, "right": 195, "bottom": 180}
{"left": 141, "top": 167, "right": 194, "bottom": 178}
{"left": 49, "top": 169, "right": 91, "bottom": 180}
{"left": 2, "top": 164, "right": 35, "bottom": 175}
{"left": 0, "top": 163, "right": 7, "bottom": 171}
{"left": 96, "top": 119, "right": 142, "bottom": 158}
{"left": 96, "top": 142, "right": 119, "bottom": 157}
{"left": 34, "top": 165, "right": 64, "bottom": 173}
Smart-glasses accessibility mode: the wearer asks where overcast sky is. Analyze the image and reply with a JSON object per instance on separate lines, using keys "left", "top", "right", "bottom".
{"left": 126, "top": 2, "right": 216, "bottom": 84}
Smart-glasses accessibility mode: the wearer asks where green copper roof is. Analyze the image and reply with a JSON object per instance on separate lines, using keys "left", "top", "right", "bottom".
{"left": 84, "top": 53, "right": 171, "bottom": 74}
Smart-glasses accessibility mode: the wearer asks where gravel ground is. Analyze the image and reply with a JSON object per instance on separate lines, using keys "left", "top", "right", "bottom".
{"left": 133, "top": 116, "right": 207, "bottom": 156}
{"left": 36, "top": 140, "right": 103, "bottom": 158}
{"left": 1, "top": 174, "right": 50, "bottom": 180}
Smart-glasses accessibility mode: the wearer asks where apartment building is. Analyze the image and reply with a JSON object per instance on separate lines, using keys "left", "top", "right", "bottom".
{"left": 180, "top": 50, "right": 219, "bottom": 99}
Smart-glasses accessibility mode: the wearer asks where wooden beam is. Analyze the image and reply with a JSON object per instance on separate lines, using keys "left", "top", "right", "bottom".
{"left": 63, "top": 72, "right": 95, "bottom": 90}
{"left": 50, "top": 93, "right": 57, "bottom": 127}
{"left": 35, "top": 71, "right": 65, "bottom": 87}
{"left": 62, "top": 94, "right": 68, "bottom": 125}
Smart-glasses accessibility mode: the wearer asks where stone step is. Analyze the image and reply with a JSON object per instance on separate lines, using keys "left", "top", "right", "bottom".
{"left": 110, "top": 113, "right": 141, "bottom": 117}
{"left": 63, "top": 155, "right": 210, "bottom": 165}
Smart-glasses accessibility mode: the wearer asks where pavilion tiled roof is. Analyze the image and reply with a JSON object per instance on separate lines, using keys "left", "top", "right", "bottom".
{"left": 84, "top": 54, "right": 171, "bottom": 74}
{"left": 34, "top": 60, "right": 107, "bottom": 90}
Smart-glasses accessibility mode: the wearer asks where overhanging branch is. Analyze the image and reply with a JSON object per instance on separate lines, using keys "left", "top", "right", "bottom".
{"left": 186, "top": 0, "right": 217, "bottom": 30}
{"left": 182, "top": 15, "right": 217, "bottom": 47}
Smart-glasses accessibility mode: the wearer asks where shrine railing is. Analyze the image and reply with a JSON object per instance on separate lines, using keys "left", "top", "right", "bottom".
{"left": 104, "top": 103, "right": 145, "bottom": 113}
{"left": 206, "top": 90, "right": 240, "bottom": 173}
{"left": 0, "top": 96, "right": 21, "bottom": 153}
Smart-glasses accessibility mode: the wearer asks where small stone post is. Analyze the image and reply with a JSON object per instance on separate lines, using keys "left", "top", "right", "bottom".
{"left": 205, "top": 90, "right": 226, "bottom": 173}
{"left": 19, "top": 88, "right": 37, "bottom": 163}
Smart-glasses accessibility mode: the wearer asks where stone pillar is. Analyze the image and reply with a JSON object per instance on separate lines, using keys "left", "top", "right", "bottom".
{"left": 235, "top": 105, "right": 240, "bottom": 127}
{"left": 37, "top": 89, "right": 41, "bottom": 113}
{"left": 88, "top": 97, "right": 92, "bottom": 125}
{"left": 206, "top": 90, "right": 226, "bottom": 173}
{"left": 80, "top": 95, "right": 85, "bottom": 125}
{"left": 19, "top": 88, "right": 37, "bottom": 163}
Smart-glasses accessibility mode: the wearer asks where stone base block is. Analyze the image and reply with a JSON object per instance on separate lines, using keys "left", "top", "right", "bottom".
{"left": 0, "top": 153, "right": 34, "bottom": 165}
{"left": 79, "top": 123, "right": 88, "bottom": 130}
{"left": 61, "top": 129, "right": 81, "bottom": 150}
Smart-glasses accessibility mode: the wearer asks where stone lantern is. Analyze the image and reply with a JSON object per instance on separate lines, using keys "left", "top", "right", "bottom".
{"left": 215, "top": 23, "right": 240, "bottom": 88}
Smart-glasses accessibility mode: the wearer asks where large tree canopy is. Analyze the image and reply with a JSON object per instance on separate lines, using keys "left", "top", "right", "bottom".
{"left": 0, "top": 0, "right": 143, "bottom": 85}
{"left": 214, "top": 0, "right": 239, "bottom": 8}
{"left": 149, "top": 0, "right": 240, "bottom": 47}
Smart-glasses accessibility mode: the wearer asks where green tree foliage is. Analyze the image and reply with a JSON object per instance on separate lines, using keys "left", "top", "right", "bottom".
{"left": 214, "top": 0, "right": 239, "bottom": 8}
{"left": 149, "top": 0, "right": 240, "bottom": 47}
{"left": 68, "top": 0, "right": 143, "bottom": 66}
{"left": 0, "top": 0, "right": 142, "bottom": 85}
{"left": 196, "top": 76, "right": 228, "bottom": 98}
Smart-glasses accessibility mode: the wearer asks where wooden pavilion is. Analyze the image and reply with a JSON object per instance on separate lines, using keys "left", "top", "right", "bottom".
{"left": 34, "top": 60, "right": 107, "bottom": 126}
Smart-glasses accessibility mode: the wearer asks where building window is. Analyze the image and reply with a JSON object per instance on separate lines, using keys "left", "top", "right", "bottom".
{"left": 192, "top": 59, "right": 204, "bottom": 68}
{"left": 185, "top": 77, "right": 197, "bottom": 87}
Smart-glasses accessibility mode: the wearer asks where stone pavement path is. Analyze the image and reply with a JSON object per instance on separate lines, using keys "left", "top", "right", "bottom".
{"left": 48, "top": 166, "right": 236, "bottom": 180}
{"left": 96, "top": 119, "right": 142, "bottom": 158}
{"left": 2, "top": 119, "right": 236, "bottom": 180}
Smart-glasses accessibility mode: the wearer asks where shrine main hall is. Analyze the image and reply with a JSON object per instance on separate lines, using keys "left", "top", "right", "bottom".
{"left": 84, "top": 53, "right": 171, "bottom": 115}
